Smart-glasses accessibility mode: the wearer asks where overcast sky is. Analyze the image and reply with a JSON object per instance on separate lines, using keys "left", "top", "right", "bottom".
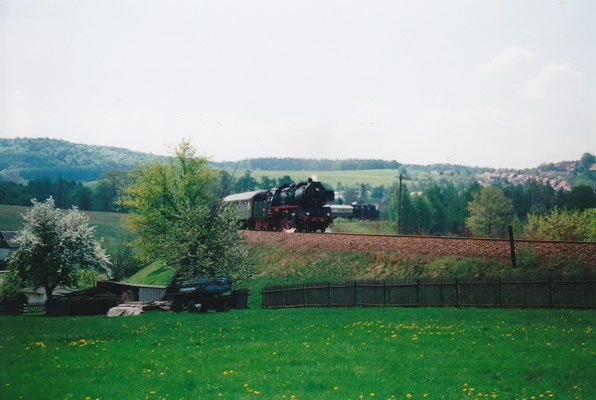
{"left": 1, "top": 1, "right": 595, "bottom": 168}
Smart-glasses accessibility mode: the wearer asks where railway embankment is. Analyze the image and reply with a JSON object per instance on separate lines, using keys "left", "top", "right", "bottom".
{"left": 243, "top": 231, "right": 596, "bottom": 266}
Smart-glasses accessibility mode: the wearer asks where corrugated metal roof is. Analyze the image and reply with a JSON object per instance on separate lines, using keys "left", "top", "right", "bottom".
{"left": 98, "top": 281, "right": 167, "bottom": 289}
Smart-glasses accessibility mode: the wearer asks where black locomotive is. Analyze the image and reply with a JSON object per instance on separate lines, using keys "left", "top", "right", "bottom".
{"left": 224, "top": 178, "right": 334, "bottom": 232}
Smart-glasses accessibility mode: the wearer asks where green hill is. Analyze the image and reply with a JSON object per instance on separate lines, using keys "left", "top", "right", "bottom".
{"left": 0, "top": 137, "right": 166, "bottom": 182}
{"left": 1, "top": 137, "right": 593, "bottom": 190}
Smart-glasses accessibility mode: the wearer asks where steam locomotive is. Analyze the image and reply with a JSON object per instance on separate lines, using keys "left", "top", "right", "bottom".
{"left": 223, "top": 178, "right": 334, "bottom": 232}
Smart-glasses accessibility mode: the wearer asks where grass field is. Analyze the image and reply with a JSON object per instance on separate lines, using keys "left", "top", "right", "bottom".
{"left": 331, "top": 219, "right": 397, "bottom": 234}
{"left": 0, "top": 307, "right": 593, "bottom": 400}
{"left": 125, "top": 260, "right": 175, "bottom": 286}
{"left": 242, "top": 169, "right": 402, "bottom": 188}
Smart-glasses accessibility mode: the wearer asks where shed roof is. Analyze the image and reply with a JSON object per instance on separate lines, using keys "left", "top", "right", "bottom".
{"left": 0, "top": 231, "right": 18, "bottom": 249}
{"left": 97, "top": 281, "right": 167, "bottom": 289}
{"left": 21, "top": 286, "right": 76, "bottom": 295}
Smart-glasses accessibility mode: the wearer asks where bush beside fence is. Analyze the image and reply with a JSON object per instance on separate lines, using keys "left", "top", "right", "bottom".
{"left": 262, "top": 275, "right": 596, "bottom": 309}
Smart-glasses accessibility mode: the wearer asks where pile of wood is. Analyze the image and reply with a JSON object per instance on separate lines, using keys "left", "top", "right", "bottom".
{"left": 107, "top": 301, "right": 171, "bottom": 317}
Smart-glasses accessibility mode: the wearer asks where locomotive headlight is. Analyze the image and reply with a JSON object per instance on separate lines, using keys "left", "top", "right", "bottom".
{"left": 327, "top": 213, "right": 331, "bottom": 217}
{"left": 306, "top": 212, "right": 310, "bottom": 216}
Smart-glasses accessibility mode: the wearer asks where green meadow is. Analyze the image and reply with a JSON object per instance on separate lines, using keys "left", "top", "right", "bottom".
{"left": 1, "top": 307, "right": 594, "bottom": 400}
{"left": 241, "top": 169, "right": 401, "bottom": 188}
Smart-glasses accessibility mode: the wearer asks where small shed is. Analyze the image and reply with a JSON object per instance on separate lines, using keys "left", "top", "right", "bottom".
{"left": 96, "top": 281, "right": 167, "bottom": 302}
{"left": 0, "top": 231, "right": 18, "bottom": 271}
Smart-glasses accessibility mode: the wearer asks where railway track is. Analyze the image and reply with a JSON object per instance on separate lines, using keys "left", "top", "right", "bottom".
{"left": 323, "top": 231, "right": 596, "bottom": 246}
{"left": 242, "top": 230, "right": 596, "bottom": 265}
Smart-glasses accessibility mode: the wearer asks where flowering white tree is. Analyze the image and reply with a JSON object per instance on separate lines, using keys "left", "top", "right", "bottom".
{"left": 8, "top": 198, "right": 110, "bottom": 302}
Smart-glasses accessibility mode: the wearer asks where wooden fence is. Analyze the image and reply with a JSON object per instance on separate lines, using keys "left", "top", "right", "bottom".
{"left": 262, "top": 275, "right": 596, "bottom": 309}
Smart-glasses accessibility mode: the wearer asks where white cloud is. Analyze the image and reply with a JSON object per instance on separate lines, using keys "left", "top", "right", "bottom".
{"left": 523, "top": 62, "right": 583, "bottom": 100}
{"left": 477, "top": 46, "right": 535, "bottom": 74}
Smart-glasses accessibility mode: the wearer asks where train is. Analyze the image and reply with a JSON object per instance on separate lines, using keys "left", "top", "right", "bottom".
{"left": 327, "top": 203, "right": 380, "bottom": 220}
{"left": 223, "top": 178, "right": 335, "bottom": 232}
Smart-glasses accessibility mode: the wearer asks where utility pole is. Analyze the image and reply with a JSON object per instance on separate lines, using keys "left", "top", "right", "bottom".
{"left": 508, "top": 225, "right": 517, "bottom": 268}
{"left": 360, "top": 183, "right": 365, "bottom": 219}
{"left": 397, "top": 173, "right": 403, "bottom": 234}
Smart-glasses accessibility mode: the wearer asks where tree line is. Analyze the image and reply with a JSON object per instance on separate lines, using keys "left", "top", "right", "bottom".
{"left": 0, "top": 171, "right": 131, "bottom": 212}
{"left": 386, "top": 180, "right": 596, "bottom": 241}
{"left": 0, "top": 169, "right": 295, "bottom": 212}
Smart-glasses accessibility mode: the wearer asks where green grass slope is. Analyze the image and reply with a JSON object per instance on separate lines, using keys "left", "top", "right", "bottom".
{"left": 127, "top": 241, "right": 590, "bottom": 311}
{"left": 331, "top": 219, "right": 396, "bottom": 234}
{"left": 0, "top": 204, "right": 27, "bottom": 231}
{"left": 124, "top": 260, "right": 175, "bottom": 286}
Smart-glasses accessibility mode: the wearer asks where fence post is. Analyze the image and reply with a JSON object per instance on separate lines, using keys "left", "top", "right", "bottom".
{"left": 416, "top": 279, "right": 420, "bottom": 307}
{"left": 508, "top": 225, "right": 517, "bottom": 268}
{"left": 548, "top": 275, "right": 553, "bottom": 308}
{"left": 455, "top": 278, "right": 459, "bottom": 307}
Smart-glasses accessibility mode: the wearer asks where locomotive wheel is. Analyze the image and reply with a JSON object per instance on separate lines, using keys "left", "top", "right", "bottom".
{"left": 281, "top": 218, "right": 293, "bottom": 231}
